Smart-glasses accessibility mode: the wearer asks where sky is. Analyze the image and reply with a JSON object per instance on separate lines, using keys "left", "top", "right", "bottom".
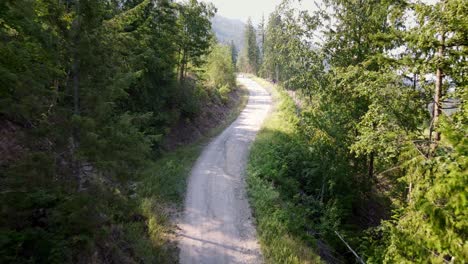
{"left": 202, "top": 0, "right": 440, "bottom": 25}
{"left": 203, "top": 0, "right": 318, "bottom": 24}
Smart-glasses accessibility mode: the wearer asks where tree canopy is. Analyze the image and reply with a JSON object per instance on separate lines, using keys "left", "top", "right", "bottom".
{"left": 237, "top": 18, "right": 260, "bottom": 74}
{"left": 253, "top": 0, "right": 467, "bottom": 262}
{"left": 0, "top": 0, "right": 220, "bottom": 262}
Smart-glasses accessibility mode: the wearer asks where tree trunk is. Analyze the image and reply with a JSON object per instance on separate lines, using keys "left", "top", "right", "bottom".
{"left": 176, "top": 46, "right": 182, "bottom": 81}
{"left": 407, "top": 181, "right": 412, "bottom": 203}
{"left": 368, "top": 152, "right": 374, "bottom": 183}
{"left": 320, "top": 179, "right": 325, "bottom": 203}
{"left": 179, "top": 49, "right": 186, "bottom": 83}
{"left": 432, "top": 32, "right": 445, "bottom": 149}
{"left": 70, "top": 0, "right": 82, "bottom": 190}
{"left": 72, "top": 58, "right": 80, "bottom": 116}
{"left": 275, "top": 64, "right": 279, "bottom": 82}
{"left": 368, "top": 122, "right": 376, "bottom": 184}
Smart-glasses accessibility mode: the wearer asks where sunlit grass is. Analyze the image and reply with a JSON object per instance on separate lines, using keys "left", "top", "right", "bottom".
{"left": 246, "top": 77, "right": 323, "bottom": 264}
{"left": 130, "top": 84, "right": 249, "bottom": 262}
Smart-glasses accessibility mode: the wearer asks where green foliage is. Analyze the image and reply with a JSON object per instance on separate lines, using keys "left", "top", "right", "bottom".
{"left": 176, "top": 0, "right": 216, "bottom": 82}
{"left": 230, "top": 40, "right": 238, "bottom": 67}
{"left": 218, "top": 85, "right": 231, "bottom": 103}
{"left": 254, "top": 0, "right": 466, "bottom": 262}
{"left": 0, "top": 0, "right": 62, "bottom": 123}
{"left": 247, "top": 81, "right": 323, "bottom": 263}
{"left": 237, "top": 18, "right": 259, "bottom": 74}
{"left": 373, "top": 99, "right": 468, "bottom": 263}
{"left": 259, "top": 11, "right": 283, "bottom": 80}
{"left": 0, "top": 0, "right": 221, "bottom": 262}
{"left": 139, "top": 144, "right": 202, "bottom": 205}
{"left": 203, "top": 42, "right": 236, "bottom": 103}
{"left": 205, "top": 43, "right": 236, "bottom": 90}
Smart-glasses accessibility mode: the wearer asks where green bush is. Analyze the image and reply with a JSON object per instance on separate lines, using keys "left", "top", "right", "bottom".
{"left": 204, "top": 43, "right": 236, "bottom": 90}
{"left": 247, "top": 80, "right": 323, "bottom": 263}
{"left": 0, "top": 0, "right": 216, "bottom": 262}
{"left": 218, "top": 84, "right": 231, "bottom": 103}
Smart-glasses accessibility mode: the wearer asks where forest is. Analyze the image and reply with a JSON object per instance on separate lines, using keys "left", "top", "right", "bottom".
{"left": 240, "top": 0, "right": 467, "bottom": 263}
{"left": 1, "top": 0, "right": 466, "bottom": 263}
{"left": 0, "top": 0, "right": 238, "bottom": 262}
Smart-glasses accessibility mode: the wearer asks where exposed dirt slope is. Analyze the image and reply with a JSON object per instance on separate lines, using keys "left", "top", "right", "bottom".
{"left": 163, "top": 87, "right": 247, "bottom": 150}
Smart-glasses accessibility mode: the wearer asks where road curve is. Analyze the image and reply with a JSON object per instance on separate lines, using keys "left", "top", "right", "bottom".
{"left": 178, "top": 77, "right": 271, "bottom": 264}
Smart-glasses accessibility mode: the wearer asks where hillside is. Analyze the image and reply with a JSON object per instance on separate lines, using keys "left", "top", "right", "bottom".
{"left": 0, "top": 1, "right": 240, "bottom": 263}
{"left": 211, "top": 15, "right": 245, "bottom": 51}
{"left": 1, "top": 0, "right": 466, "bottom": 263}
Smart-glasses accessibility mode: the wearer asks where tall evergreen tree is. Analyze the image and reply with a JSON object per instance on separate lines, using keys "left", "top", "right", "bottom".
{"left": 0, "top": 0, "right": 221, "bottom": 262}
{"left": 258, "top": 14, "right": 265, "bottom": 65}
{"left": 230, "top": 40, "right": 238, "bottom": 68}
{"left": 237, "top": 18, "right": 259, "bottom": 74}
{"left": 260, "top": 11, "right": 283, "bottom": 80}
{"left": 177, "top": 0, "right": 215, "bottom": 82}
{"left": 371, "top": 1, "right": 468, "bottom": 262}
{"left": 248, "top": 0, "right": 466, "bottom": 262}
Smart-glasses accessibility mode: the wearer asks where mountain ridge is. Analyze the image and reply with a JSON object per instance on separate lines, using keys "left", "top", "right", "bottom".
{"left": 211, "top": 15, "right": 245, "bottom": 51}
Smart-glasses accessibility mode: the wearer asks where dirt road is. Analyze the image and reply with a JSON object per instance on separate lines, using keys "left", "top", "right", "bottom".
{"left": 178, "top": 77, "right": 271, "bottom": 264}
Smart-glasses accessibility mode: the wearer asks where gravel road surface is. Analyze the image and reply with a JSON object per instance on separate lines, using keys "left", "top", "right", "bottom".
{"left": 178, "top": 77, "right": 271, "bottom": 264}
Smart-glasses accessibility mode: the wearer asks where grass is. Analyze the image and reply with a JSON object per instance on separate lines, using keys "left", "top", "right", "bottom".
{"left": 142, "top": 83, "right": 249, "bottom": 204}
{"left": 129, "top": 84, "right": 249, "bottom": 263}
{"left": 246, "top": 77, "right": 323, "bottom": 264}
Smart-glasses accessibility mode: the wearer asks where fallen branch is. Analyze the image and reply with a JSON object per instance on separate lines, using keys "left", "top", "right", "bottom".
{"left": 334, "top": 231, "right": 366, "bottom": 264}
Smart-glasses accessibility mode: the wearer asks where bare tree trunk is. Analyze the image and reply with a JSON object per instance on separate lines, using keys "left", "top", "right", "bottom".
{"left": 176, "top": 47, "right": 182, "bottom": 82}
{"left": 368, "top": 152, "right": 374, "bottom": 180}
{"left": 72, "top": 58, "right": 80, "bottom": 116}
{"left": 407, "top": 181, "right": 412, "bottom": 203}
{"left": 72, "top": 56, "right": 81, "bottom": 189}
{"left": 275, "top": 64, "right": 279, "bottom": 82}
{"left": 71, "top": 0, "right": 81, "bottom": 120}
{"left": 368, "top": 122, "right": 376, "bottom": 184}
{"left": 320, "top": 175, "right": 326, "bottom": 202}
{"left": 70, "top": 0, "right": 82, "bottom": 190}
{"left": 179, "top": 49, "right": 186, "bottom": 83}
{"left": 431, "top": 32, "right": 445, "bottom": 150}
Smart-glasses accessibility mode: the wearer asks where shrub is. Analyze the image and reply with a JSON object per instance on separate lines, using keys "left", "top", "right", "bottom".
{"left": 205, "top": 43, "right": 236, "bottom": 90}
{"left": 218, "top": 85, "right": 231, "bottom": 103}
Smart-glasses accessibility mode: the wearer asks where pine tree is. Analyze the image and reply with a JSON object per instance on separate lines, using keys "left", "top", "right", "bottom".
{"left": 258, "top": 14, "right": 265, "bottom": 65}
{"left": 375, "top": 1, "right": 468, "bottom": 261}
{"left": 204, "top": 43, "right": 236, "bottom": 99}
{"left": 248, "top": 1, "right": 466, "bottom": 262}
{"left": 0, "top": 0, "right": 221, "bottom": 262}
{"left": 177, "top": 0, "right": 215, "bottom": 82}
{"left": 260, "top": 11, "right": 282, "bottom": 80}
{"left": 237, "top": 18, "right": 259, "bottom": 74}
{"left": 230, "top": 40, "right": 238, "bottom": 68}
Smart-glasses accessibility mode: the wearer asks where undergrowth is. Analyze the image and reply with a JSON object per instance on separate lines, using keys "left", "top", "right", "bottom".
{"left": 133, "top": 83, "right": 249, "bottom": 262}
{"left": 246, "top": 78, "right": 323, "bottom": 264}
